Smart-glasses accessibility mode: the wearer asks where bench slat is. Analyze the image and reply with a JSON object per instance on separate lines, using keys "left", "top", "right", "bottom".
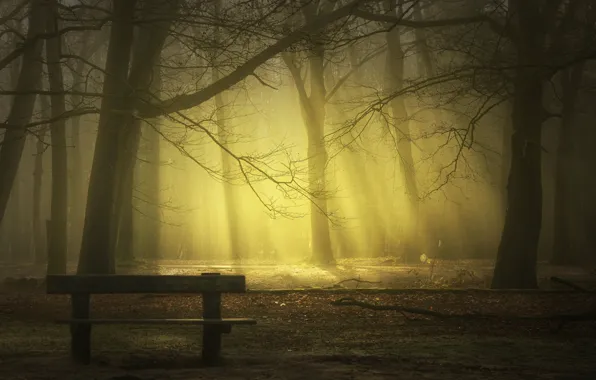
{"left": 46, "top": 275, "right": 246, "bottom": 294}
{"left": 56, "top": 318, "right": 257, "bottom": 325}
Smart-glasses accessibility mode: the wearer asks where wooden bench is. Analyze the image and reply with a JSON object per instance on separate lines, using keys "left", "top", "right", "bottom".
{"left": 46, "top": 273, "right": 256, "bottom": 366}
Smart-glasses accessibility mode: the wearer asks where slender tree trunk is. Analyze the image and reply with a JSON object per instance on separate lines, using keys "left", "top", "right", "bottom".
{"left": 213, "top": 79, "right": 242, "bottom": 261}
{"left": 45, "top": 0, "right": 68, "bottom": 274}
{"left": 69, "top": 59, "right": 86, "bottom": 262}
{"left": 551, "top": 65, "right": 584, "bottom": 265}
{"left": 33, "top": 95, "right": 49, "bottom": 266}
{"left": 384, "top": 0, "right": 420, "bottom": 263}
{"left": 306, "top": 44, "right": 334, "bottom": 264}
{"left": 77, "top": 0, "right": 137, "bottom": 274}
{"left": 412, "top": 1, "right": 434, "bottom": 78}
{"left": 213, "top": 0, "right": 242, "bottom": 260}
{"left": 141, "top": 64, "right": 163, "bottom": 259}
{"left": 345, "top": 45, "right": 386, "bottom": 256}
{"left": 0, "top": 0, "right": 45, "bottom": 227}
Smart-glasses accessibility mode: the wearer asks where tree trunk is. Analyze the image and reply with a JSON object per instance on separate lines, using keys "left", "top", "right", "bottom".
{"left": 68, "top": 59, "right": 87, "bottom": 262}
{"left": 492, "top": 2, "right": 545, "bottom": 289}
{"left": 45, "top": 0, "right": 68, "bottom": 275}
{"left": 307, "top": 43, "right": 334, "bottom": 264}
{"left": 68, "top": 31, "right": 107, "bottom": 261}
{"left": 412, "top": 1, "right": 434, "bottom": 78}
{"left": 77, "top": 0, "right": 137, "bottom": 274}
{"left": 551, "top": 65, "right": 584, "bottom": 265}
{"left": 141, "top": 64, "right": 163, "bottom": 259}
{"left": 33, "top": 95, "right": 49, "bottom": 266}
{"left": 345, "top": 45, "right": 386, "bottom": 257}
{"left": 0, "top": 0, "right": 45, "bottom": 227}
{"left": 384, "top": 1, "right": 420, "bottom": 263}
{"left": 7, "top": 20, "right": 26, "bottom": 263}
{"left": 213, "top": 0, "right": 242, "bottom": 261}
{"left": 500, "top": 102, "right": 513, "bottom": 227}
{"left": 110, "top": 0, "right": 179, "bottom": 264}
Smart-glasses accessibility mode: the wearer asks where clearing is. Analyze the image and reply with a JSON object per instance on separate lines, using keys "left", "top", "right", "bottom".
{"left": 0, "top": 259, "right": 595, "bottom": 379}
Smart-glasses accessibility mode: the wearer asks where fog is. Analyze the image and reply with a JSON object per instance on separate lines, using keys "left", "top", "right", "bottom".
{"left": 1, "top": 0, "right": 595, "bottom": 283}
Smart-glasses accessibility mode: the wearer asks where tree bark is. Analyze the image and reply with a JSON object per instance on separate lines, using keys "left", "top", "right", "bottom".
{"left": 140, "top": 64, "right": 163, "bottom": 259}
{"left": 282, "top": 3, "right": 335, "bottom": 265}
{"left": 384, "top": 0, "right": 420, "bottom": 264}
{"left": 110, "top": 0, "right": 179, "bottom": 264}
{"left": 551, "top": 65, "right": 584, "bottom": 265}
{"left": 492, "top": 1, "right": 545, "bottom": 289}
{"left": 282, "top": 51, "right": 334, "bottom": 264}
{"left": 45, "top": 0, "right": 68, "bottom": 275}
{"left": 33, "top": 95, "right": 49, "bottom": 266}
{"left": 77, "top": 0, "right": 137, "bottom": 274}
{"left": 345, "top": 45, "right": 386, "bottom": 257}
{"left": 412, "top": 1, "right": 434, "bottom": 78}
{"left": 0, "top": 0, "right": 45, "bottom": 228}
{"left": 213, "top": 0, "right": 242, "bottom": 261}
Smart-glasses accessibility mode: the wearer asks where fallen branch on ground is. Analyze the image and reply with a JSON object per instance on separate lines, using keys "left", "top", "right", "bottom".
{"left": 333, "top": 278, "right": 382, "bottom": 287}
{"left": 550, "top": 276, "right": 589, "bottom": 292}
{"left": 330, "top": 297, "right": 596, "bottom": 331}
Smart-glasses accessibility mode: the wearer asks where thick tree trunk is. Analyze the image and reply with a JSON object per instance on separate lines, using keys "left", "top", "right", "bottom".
{"left": 500, "top": 102, "right": 513, "bottom": 226}
{"left": 68, "top": 31, "right": 106, "bottom": 261}
{"left": 7, "top": 24, "right": 26, "bottom": 263}
{"left": 45, "top": 0, "right": 68, "bottom": 275}
{"left": 110, "top": 0, "right": 179, "bottom": 263}
{"left": 551, "top": 65, "right": 584, "bottom": 265}
{"left": 491, "top": 83, "right": 543, "bottom": 289}
{"left": 77, "top": 0, "right": 137, "bottom": 274}
{"left": 492, "top": 1, "right": 549, "bottom": 289}
{"left": 0, "top": 0, "right": 45, "bottom": 227}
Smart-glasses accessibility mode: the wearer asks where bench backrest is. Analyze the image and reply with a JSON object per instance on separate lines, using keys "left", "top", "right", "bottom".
{"left": 46, "top": 274, "right": 246, "bottom": 294}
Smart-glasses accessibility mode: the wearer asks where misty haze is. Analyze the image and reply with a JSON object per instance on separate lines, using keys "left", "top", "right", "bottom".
{"left": 0, "top": 0, "right": 595, "bottom": 379}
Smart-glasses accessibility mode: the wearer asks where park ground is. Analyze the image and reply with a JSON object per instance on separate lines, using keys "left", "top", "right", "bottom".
{"left": 0, "top": 259, "right": 595, "bottom": 379}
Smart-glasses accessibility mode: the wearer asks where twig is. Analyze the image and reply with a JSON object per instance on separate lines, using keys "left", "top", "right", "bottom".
{"left": 550, "top": 276, "right": 589, "bottom": 292}
{"left": 334, "top": 278, "right": 382, "bottom": 287}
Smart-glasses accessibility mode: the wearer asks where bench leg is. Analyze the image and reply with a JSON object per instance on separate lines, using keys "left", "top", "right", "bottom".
{"left": 201, "top": 277, "right": 223, "bottom": 366}
{"left": 70, "top": 294, "right": 91, "bottom": 364}
{"left": 71, "top": 324, "right": 91, "bottom": 364}
{"left": 202, "top": 325, "right": 222, "bottom": 365}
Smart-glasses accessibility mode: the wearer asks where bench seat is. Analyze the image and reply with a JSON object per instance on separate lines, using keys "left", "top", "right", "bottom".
{"left": 57, "top": 318, "right": 257, "bottom": 325}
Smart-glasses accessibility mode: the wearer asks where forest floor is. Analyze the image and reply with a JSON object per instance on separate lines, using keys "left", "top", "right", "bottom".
{"left": 0, "top": 259, "right": 595, "bottom": 379}
{"left": 1, "top": 257, "right": 596, "bottom": 289}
